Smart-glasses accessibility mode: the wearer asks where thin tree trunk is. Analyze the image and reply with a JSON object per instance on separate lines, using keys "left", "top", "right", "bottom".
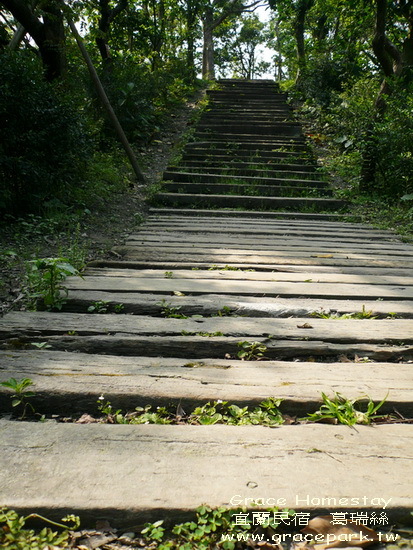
{"left": 202, "top": 6, "right": 215, "bottom": 79}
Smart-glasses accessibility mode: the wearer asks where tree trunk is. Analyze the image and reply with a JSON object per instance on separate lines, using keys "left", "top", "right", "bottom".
{"left": 202, "top": 6, "right": 215, "bottom": 80}
{"left": 95, "top": 0, "right": 128, "bottom": 69}
{"left": 186, "top": 0, "right": 198, "bottom": 82}
{"left": 293, "top": 0, "right": 313, "bottom": 84}
{"left": 40, "top": 1, "right": 66, "bottom": 81}
{"left": 1, "top": 0, "right": 66, "bottom": 80}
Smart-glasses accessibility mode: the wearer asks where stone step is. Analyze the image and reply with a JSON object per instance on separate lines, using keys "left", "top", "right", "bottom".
{"left": 187, "top": 138, "right": 307, "bottom": 148}
{"left": 181, "top": 151, "right": 314, "bottom": 162}
{"left": 199, "top": 114, "right": 293, "bottom": 122}
{"left": 194, "top": 124, "right": 303, "bottom": 137}
{"left": 209, "top": 96, "right": 290, "bottom": 105}
{"left": 63, "top": 289, "right": 413, "bottom": 318}
{"left": 208, "top": 89, "right": 287, "bottom": 98}
{"left": 154, "top": 193, "right": 346, "bottom": 212}
{"left": 177, "top": 160, "right": 318, "bottom": 173}
{"left": 1, "top": 351, "right": 411, "bottom": 415}
{"left": 167, "top": 165, "right": 324, "bottom": 180}
{"left": 160, "top": 182, "right": 332, "bottom": 197}
{"left": 185, "top": 138, "right": 307, "bottom": 148}
{"left": 149, "top": 207, "right": 351, "bottom": 221}
{"left": 2, "top": 421, "right": 411, "bottom": 525}
{"left": 162, "top": 170, "right": 329, "bottom": 188}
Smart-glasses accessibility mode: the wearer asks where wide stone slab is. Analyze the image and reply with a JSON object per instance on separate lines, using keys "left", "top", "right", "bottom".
{"left": 2, "top": 312, "right": 413, "bottom": 342}
{"left": 0, "top": 351, "right": 411, "bottom": 414}
{"left": 1, "top": 421, "right": 412, "bottom": 526}
{"left": 65, "top": 275, "right": 413, "bottom": 299}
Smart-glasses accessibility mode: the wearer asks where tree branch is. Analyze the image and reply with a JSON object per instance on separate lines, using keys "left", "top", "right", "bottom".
{"left": 0, "top": 0, "right": 44, "bottom": 43}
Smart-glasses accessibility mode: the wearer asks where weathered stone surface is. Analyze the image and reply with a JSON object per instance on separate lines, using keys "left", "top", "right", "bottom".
{"left": 1, "top": 421, "right": 412, "bottom": 525}
{"left": 1, "top": 351, "right": 411, "bottom": 414}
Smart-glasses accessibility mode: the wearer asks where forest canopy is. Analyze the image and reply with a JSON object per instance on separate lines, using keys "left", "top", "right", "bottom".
{"left": 0, "top": 0, "right": 412, "bottom": 217}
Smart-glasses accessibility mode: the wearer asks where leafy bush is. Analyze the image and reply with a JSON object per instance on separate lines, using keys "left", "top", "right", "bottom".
{"left": 0, "top": 52, "right": 92, "bottom": 215}
{"left": 298, "top": 57, "right": 349, "bottom": 106}
{"left": 304, "top": 76, "right": 413, "bottom": 199}
{"left": 98, "top": 57, "right": 197, "bottom": 145}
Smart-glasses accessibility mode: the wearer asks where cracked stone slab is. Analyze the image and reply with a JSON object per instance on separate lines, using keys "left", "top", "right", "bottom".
{"left": 0, "top": 421, "right": 412, "bottom": 526}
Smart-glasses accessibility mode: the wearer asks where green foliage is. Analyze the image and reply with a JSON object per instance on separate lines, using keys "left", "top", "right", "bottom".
{"left": 0, "top": 52, "right": 91, "bottom": 215}
{"left": 304, "top": 392, "right": 389, "bottom": 426}
{"left": 25, "top": 257, "right": 80, "bottom": 311}
{"left": 191, "top": 398, "right": 284, "bottom": 427}
{"left": 237, "top": 341, "right": 267, "bottom": 361}
{"left": 0, "top": 507, "right": 80, "bottom": 549}
{"left": 96, "top": 398, "right": 284, "bottom": 427}
{"left": 302, "top": 76, "right": 413, "bottom": 202}
{"left": 216, "top": 306, "right": 235, "bottom": 317}
{"left": 181, "top": 331, "right": 224, "bottom": 337}
{"left": 87, "top": 300, "right": 110, "bottom": 314}
{"left": 141, "top": 520, "right": 166, "bottom": 542}
{"left": 0, "top": 378, "right": 36, "bottom": 419}
{"left": 312, "top": 306, "right": 376, "bottom": 319}
{"left": 298, "top": 57, "right": 351, "bottom": 107}
{"left": 157, "top": 299, "right": 189, "bottom": 319}
{"left": 141, "top": 504, "right": 295, "bottom": 549}
{"left": 99, "top": 59, "right": 198, "bottom": 145}
{"left": 97, "top": 398, "right": 173, "bottom": 425}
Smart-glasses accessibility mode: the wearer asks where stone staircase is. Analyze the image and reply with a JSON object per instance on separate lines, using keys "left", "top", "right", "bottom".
{"left": 153, "top": 79, "right": 346, "bottom": 218}
{"left": 0, "top": 79, "right": 412, "bottom": 537}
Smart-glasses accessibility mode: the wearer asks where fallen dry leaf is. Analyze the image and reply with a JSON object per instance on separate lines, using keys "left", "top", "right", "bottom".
{"left": 76, "top": 414, "right": 98, "bottom": 424}
{"left": 297, "top": 323, "right": 313, "bottom": 329}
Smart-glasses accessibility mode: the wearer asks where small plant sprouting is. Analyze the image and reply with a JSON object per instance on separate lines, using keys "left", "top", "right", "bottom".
{"left": 141, "top": 520, "right": 165, "bottom": 542}
{"left": 237, "top": 341, "right": 267, "bottom": 361}
{"left": 141, "top": 504, "right": 295, "bottom": 548}
{"left": 216, "top": 306, "right": 235, "bottom": 317}
{"left": 87, "top": 300, "right": 110, "bottom": 313}
{"left": 312, "top": 306, "right": 376, "bottom": 320}
{"left": 97, "top": 397, "right": 172, "bottom": 425}
{"left": 181, "top": 330, "right": 224, "bottom": 337}
{"left": 164, "top": 271, "right": 174, "bottom": 278}
{"left": 0, "top": 377, "right": 36, "bottom": 418}
{"left": 31, "top": 341, "right": 52, "bottom": 349}
{"left": 191, "top": 398, "right": 284, "bottom": 427}
{"left": 26, "top": 257, "right": 81, "bottom": 311}
{"left": 96, "top": 397, "right": 284, "bottom": 427}
{"left": 208, "top": 264, "right": 255, "bottom": 272}
{"left": 303, "top": 392, "right": 389, "bottom": 426}
{"left": 114, "top": 303, "right": 125, "bottom": 313}
{"left": 157, "top": 299, "right": 188, "bottom": 319}
{"left": 0, "top": 507, "right": 80, "bottom": 549}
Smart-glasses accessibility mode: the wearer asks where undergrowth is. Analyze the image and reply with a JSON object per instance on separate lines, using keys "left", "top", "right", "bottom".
{"left": 96, "top": 397, "right": 284, "bottom": 427}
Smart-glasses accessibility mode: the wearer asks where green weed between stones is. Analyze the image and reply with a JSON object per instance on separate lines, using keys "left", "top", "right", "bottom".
{"left": 96, "top": 397, "right": 284, "bottom": 427}
{"left": 181, "top": 331, "right": 224, "bottom": 337}
{"left": 237, "top": 341, "right": 267, "bottom": 361}
{"left": 0, "top": 508, "right": 80, "bottom": 550}
{"left": 141, "top": 504, "right": 295, "bottom": 550}
{"left": 0, "top": 377, "right": 36, "bottom": 419}
{"left": 208, "top": 265, "right": 255, "bottom": 272}
{"left": 311, "top": 305, "right": 376, "bottom": 319}
{"left": 25, "top": 257, "right": 81, "bottom": 311}
{"left": 87, "top": 301, "right": 125, "bottom": 313}
{"left": 157, "top": 299, "right": 189, "bottom": 319}
{"left": 302, "top": 392, "right": 389, "bottom": 426}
